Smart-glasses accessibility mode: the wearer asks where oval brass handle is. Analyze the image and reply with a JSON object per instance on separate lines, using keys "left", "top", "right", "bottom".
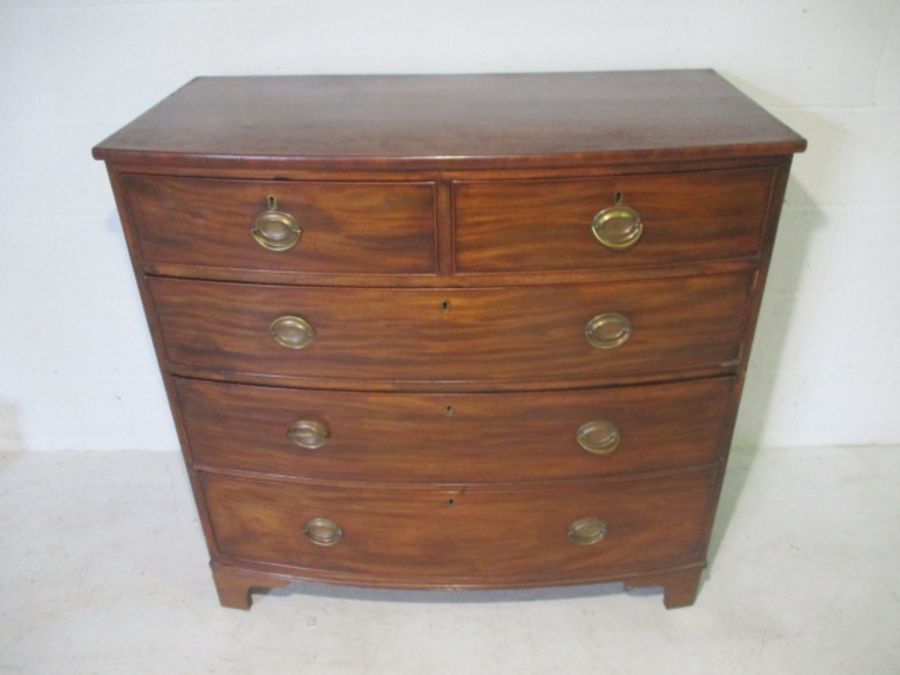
{"left": 270, "top": 315, "right": 315, "bottom": 350}
{"left": 303, "top": 517, "right": 343, "bottom": 546}
{"left": 251, "top": 195, "right": 301, "bottom": 252}
{"left": 287, "top": 419, "right": 330, "bottom": 449}
{"left": 585, "top": 312, "right": 631, "bottom": 349}
{"left": 576, "top": 419, "right": 621, "bottom": 455}
{"left": 568, "top": 517, "right": 608, "bottom": 545}
{"left": 591, "top": 205, "right": 643, "bottom": 250}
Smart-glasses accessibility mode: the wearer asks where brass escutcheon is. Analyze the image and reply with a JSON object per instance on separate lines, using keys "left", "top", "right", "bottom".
{"left": 591, "top": 204, "right": 643, "bottom": 250}
{"left": 303, "top": 517, "right": 343, "bottom": 546}
{"left": 251, "top": 195, "right": 301, "bottom": 252}
{"left": 585, "top": 312, "right": 632, "bottom": 349}
{"left": 568, "top": 517, "right": 608, "bottom": 545}
{"left": 287, "top": 419, "right": 330, "bottom": 449}
{"left": 576, "top": 419, "right": 621, "bottom": 455}
{"left": 270, "top": 315, "right": 316, "bottom": 350}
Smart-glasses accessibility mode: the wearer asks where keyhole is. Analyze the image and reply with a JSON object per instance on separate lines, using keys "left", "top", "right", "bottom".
{"left": 267, "top": 194, "right": 278, "bottom": 210}
{"left": 445, "top": 405, "right": 454, "bottom": 416}
{"left": 447, "top": 498, "right": 455, "bottom": 507}
{"left": 441, "top": 299, "right": 451, "bottom": 314}
{"left": 614, "top": 191, "right": 623, "bottom": 205}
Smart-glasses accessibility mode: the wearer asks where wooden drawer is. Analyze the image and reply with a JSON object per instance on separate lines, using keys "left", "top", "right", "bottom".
{"left": 201, "top": 470, "right": 714, "bottom": 585}
{"left": 177, "top": 376, "right": 733, "bottom": 482}
{"left": 453, "top": 167, "right": 774, "bottom": 273}
{"left": 124, "top": 175, "right": 437, "bottom": 274}
{"left": 150, "top": 273, "right": 752, "bottom": 384}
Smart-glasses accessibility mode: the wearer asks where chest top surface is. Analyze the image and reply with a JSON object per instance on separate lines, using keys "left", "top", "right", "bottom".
{"left": 92, "top": 70, "right": 805, "bottom": 170}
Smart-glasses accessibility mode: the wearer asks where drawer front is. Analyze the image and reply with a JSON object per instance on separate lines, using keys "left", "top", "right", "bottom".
{"left": 151, "top": 273, "right": 752, "bottom": 383}
{"left": 177, "top": 376, "right": 733, "bottom": 482}
{"left": 201, "top": 471, "right": 713, "bottom": 583}
{"left": 453, "top": 167, "right": 774, "bottom": 272}
{"left": 124, "top": 175, "right": 437, "bottom": 274}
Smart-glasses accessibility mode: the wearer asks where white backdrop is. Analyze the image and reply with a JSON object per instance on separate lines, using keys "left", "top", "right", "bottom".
{"left": 1, "top": 0, "right": 898, "bottom": 451}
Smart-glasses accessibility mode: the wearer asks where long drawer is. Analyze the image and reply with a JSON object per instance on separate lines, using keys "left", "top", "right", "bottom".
{"left": 124, "top": 175, "right": 437, "bottom": 274}
{"left": 150, "top": 273, "right": 752, "bottom": 384}
{"left": 177, "top": 376, "right": 733, "bottom": 482}
{"left": 453, "top": 167, "right": 774, "bottom": 272}
{"left": 201, "top": 470, "right": 714, "bottom": 584}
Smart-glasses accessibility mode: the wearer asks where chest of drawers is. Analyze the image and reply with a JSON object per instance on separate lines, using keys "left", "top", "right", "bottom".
{"left": 93, "top": 71, "right": 805, "bottom": 609}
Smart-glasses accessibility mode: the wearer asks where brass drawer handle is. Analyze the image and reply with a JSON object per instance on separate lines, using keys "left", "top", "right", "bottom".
{"left": 287, "top": 419, "right": 330, "bottom": 449}
{"left": 585, "top": 312, "right": 631, "bottom": 349}
{"left": 251, "top": 195, "right": 301, "bottom": 252}
{"left": 591, "top": 205, "right": 643, "bottom": 250}
{"left": 304, "top": 517, "right": 342, "bottom": 546}
{"left": 576, "top": 419, "right": 621, "bottom": 455}
{"left": 568, "top": 517, "right": 607, "bottom": 545}
{"left": 270, "top": 315, "right": 315, "bottom": 349}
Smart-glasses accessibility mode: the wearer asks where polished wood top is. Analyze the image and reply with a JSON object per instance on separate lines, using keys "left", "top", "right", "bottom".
{"left": 93, "top": 70, "right": 805, "bottom": 169}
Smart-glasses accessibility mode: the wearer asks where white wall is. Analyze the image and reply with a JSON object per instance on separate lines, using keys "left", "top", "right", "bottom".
{"left": 1, "top": 0, "right": 898, "bottom": 452}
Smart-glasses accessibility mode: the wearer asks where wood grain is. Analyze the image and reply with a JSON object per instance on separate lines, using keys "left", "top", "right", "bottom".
{"left": 201, "top": 469, "right": 714, "bottom": 584}
{"left": 93, "top": 71, "right": 805, "bottom": 170}
{"left": 125, "top": 174, "right": 437, "bottom": 274}
{"left": 453, "top": 167, "right": 774, "bottom": 272}
{"left": 149, "top": 273, "right": 752, "bottom": 384}
{"left": 176, "top": 376, "right": 734, "bottom": 482}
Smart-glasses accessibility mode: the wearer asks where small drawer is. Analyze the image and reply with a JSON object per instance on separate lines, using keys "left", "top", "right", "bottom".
{"left": 124, "top": 175, "right": 437, "bottom": 274}
{"left": 150, "top": 273, "right": 752, "bottom": 385}
{"left": 453, "top": 167, "right": 775, "bottom": 272}
{"left": 201, "top": 470, "right": 713, "bottom": 585}
{"left": 176, "top": 376, "right": 733, "bottom": 482}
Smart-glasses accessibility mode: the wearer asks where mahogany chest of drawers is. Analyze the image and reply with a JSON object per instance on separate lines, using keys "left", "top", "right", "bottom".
{"left": 93, "top": 71, "right": 805, "bottom": 609}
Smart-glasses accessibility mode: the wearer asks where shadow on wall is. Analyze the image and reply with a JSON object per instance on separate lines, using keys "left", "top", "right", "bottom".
{"left": 105, "top": 206, "right": 123, "bottom": 234}
{"left": 0, "top": 399, "right": 27, "bottom": 457}
{"left": 706, "top": 176, "right": 825, "bottom": 568}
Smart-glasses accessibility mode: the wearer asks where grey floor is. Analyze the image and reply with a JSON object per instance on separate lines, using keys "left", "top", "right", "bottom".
{"left": 1, "top": 445, "right": 898, "bottom": 674}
